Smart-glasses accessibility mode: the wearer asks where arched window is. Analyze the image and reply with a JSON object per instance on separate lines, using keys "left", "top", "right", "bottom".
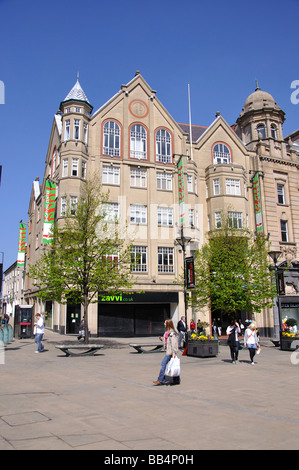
{"left": 103, "top": 120, "right": 120, "bottom": 156}
{"left": 130, "top": 124, "right": 147, "bottom": 160}
{"left": 257, "top": 124, "right": 266, "bottom": 139}
{"left": 156, "top": 129, "right": 172, "bottom": 163}
{"left": 212, "top": 143, "right": 231, "bottom": 164}
{"left": 271, "top": 124, "right": 277, "bottom": 140}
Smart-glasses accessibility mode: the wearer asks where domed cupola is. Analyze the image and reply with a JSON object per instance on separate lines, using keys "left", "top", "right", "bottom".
{"left": 243, "top": 83, "right": 279, "bottom": 113}
{"left": 235, "top": 81, "right": 285, "bottom": 150}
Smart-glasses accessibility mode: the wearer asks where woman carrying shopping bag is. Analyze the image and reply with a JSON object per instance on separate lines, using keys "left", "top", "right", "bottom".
{"left": 153, "top": 319, "right": 180, "bottom": 386}
{"left": 244, "top": 322, "right": 260, "bottom": 365}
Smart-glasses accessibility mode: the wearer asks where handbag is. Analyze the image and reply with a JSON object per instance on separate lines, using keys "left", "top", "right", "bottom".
{"left": 256, "top": 344, "right": 261, "bottom": 355}
{"left": 165, "top": 356, "right": 180, "bottom": 377}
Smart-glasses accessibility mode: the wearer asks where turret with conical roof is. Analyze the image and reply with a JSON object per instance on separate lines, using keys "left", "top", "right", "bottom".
{"left": 60, "top": 75, "right": 93, "bottom": 113}
{"left": 59, "top": 76, "right": 93, "bottom": 147}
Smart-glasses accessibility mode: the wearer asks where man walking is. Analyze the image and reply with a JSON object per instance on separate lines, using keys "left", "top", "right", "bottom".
{"left": 34, "top": 313, "right": 45, "bottom": 353}
{"left": 177, "top": 316, "right": 187, "bottom": 349}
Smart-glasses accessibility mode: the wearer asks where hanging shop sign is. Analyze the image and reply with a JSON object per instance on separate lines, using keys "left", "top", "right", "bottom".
{"left": 252, "top": 172, "right": 263, "bottom": 234}
{"left": 43, "top": 179, "right": 56, "bottom": 245}
{"left": 178, "top": 156, "right": 185, "bottom": 227}
{"left": 186, "top": 256, "right": 195, "bottom": 288}
{"left": 17, "top": 222, "right": 27, "bottom": 269}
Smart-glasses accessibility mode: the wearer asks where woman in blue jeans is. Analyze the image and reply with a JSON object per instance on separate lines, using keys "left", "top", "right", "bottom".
{"left": 244, "top": 323, "right": 259, "bottom": 365}
{"left": 153, "top": 319, "right": 179, "bottom": 385}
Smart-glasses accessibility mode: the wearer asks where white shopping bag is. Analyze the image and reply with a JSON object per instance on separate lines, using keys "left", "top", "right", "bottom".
{"left": 165, "top": 356, "right": 180, "bottom": 377}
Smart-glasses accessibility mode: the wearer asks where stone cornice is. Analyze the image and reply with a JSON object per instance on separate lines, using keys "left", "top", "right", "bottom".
{"left": 259, "top": 155, "right": 299, "bottom": 169}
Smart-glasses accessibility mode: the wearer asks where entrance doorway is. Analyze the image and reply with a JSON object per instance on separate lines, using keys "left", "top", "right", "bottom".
{"left": 44, "top": 300, "right": 53, "bottom": 328}
{"left": 98, "top": 303, "right": 170, "bottom": 337}
{"left": 212, "top": 309, "right": 247, "bottom": 336}
{"left": 66, "top": 303, "right": 81, "bottom": 334}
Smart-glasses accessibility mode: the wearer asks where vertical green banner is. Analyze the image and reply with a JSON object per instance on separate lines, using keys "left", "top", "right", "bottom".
{"left": 43, "top": 179, "right": 56, "bottom": 245}
{"left": 17, "top": 222, "right": 27, "bottom": 269}
{"left": 252, "top": 172, "right": 263, "bottom": 233}
{"left": 178, "top": 156, "right": 185, "bottom": 227}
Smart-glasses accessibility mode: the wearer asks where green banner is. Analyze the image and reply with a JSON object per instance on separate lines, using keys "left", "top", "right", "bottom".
{"left": 252, "top": 172, "right": 263, "bottom": 233}
{"left": 43, "top": 179, "right": 56, "bottom": 245}
{"left": 178, "top": 156, "right": 185, "bottom": 227}
{"left": 17, "top": 222, "right": 27, "bottom": 269}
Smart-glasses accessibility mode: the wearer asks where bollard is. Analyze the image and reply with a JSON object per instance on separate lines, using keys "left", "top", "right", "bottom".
{"left": 0, "top": 340, "right": 4, "bottom": 364}
{"left": 7, "top": 325, "right": 13, "bottom": 343}
{"left": 3, "top": 326, "right": 9, "bottom": 345}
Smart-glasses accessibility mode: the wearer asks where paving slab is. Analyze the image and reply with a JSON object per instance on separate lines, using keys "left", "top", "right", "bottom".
{"left": 1, "top": 330, "right": 298, "bottom": 451}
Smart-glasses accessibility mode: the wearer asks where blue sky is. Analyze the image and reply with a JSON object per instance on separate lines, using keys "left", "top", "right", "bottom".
{"left": 0, "top": 0, "right": 298, "bottom": 271}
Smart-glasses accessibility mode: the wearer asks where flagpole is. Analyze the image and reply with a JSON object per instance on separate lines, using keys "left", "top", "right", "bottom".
{"left": 188, "top": 83, "right": 193, "bottom": 160}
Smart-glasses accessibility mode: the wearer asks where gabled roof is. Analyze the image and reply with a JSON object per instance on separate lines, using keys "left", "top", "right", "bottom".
{"left": 54, "top": 114, "right": 62, "bottom": 136}
{"left": 178, "top": 123, "right": 208, "bottom": 143}
{"left": 91, "top": 71, "right": 183, "bottom": 135}
{"left": 194, "top": 115, "right": 252, "bottom": 156}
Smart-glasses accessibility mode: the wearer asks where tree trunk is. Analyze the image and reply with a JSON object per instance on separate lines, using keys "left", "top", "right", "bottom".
{"left": 83, "top": 296, "right": 89, "bottom": 344}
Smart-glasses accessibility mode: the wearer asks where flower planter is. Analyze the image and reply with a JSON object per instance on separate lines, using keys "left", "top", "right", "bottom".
{"left": 280, "top": 334, "right": 299, "bottom": 351}
{"left": 187, "top": 340, "right": 219, "bottom": 357}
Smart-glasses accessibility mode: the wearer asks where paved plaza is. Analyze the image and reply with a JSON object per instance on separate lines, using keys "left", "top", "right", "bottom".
{"left": 0, "top": 329, "right": 298, "bottom": 451}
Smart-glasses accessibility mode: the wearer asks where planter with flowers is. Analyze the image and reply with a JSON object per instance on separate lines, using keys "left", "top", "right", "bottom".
{"left": 280, "top": 317, "right": 299, "bottom": 351}
{"left": 280, "top": 331, "right": 299, "bottom": 351}
{"left": 187, "top": 333, "right": 219, "bottom": 357}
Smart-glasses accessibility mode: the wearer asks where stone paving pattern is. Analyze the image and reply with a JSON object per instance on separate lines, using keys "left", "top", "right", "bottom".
{"left": 0, "top": 330, "right": 298, "bottom": 450}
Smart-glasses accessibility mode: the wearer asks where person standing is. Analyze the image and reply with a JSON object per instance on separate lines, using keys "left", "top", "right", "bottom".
{"left": 177, "top": 316, "right": 187, "bottom": 349}
{"left": 77, "top": 317, "right": 85, "bottom": 341}
{"left": 244, "top": 323, "right": 259, "bottom": 365}
{"left": 212, "top": 318, "right": 218, "bottom": 337}
{"left": 153, "top": 319, "right": 179, "bottom": 386}
{"left": 217, "top": 318, "right": 222, "bottom": 337}
{"left": 226, "top": 320, "right": 241, "bottom": 363}
{"left": 34, "top": 313, "right": 45, "bottom": 353}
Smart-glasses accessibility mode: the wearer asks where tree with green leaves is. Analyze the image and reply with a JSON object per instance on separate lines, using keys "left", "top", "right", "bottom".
{"left": 186, "top": 220, "right": 276, "bottom": 323}
{"left": 29, "top": 177, "right": 134, "bottom": 343}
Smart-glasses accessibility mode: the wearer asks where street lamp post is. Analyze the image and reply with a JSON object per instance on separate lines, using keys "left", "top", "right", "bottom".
{"left": 176, "top": 228, "right": 192, "bottom": 347}
{"left": 268, "top": 250, "right": 282, "bottom": 343}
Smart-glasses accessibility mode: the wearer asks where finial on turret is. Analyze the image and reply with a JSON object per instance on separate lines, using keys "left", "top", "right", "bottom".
{"left": 255, "top": 79, "right": 260, "bottom": 91}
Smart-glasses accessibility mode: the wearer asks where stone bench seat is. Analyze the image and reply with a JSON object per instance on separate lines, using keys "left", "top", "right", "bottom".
{"left": 129, "top": 343, "right": 164, "bottom": 354}
{"left": 55, "top": 344, "right": 104, "bottom": 357}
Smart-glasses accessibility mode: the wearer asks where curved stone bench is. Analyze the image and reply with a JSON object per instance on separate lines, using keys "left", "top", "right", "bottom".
{"left": 55, "top": 344, "right": 104, "bottom": 357}
{"left": 129, "top": 343, "right": 164, "bottom": 354}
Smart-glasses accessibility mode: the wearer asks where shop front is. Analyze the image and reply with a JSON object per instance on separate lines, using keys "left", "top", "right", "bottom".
{"left": 98, "top": 291, "right": 178, "bottom": 337}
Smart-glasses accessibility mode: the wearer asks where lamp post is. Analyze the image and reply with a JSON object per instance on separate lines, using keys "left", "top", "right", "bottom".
{"left": 176, "top": 228, "right": 192, "bottom": 346}
{"left": 268, "top": 250, "right": 282, "bottom": 342}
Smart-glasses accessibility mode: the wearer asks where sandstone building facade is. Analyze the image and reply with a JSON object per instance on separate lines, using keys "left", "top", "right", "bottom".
{"left": 24, "top": 72, "right": 299, "bottom": 337}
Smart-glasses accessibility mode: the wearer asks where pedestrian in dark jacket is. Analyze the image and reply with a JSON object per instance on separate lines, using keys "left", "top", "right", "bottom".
{"left": 226, "top": 320, "right": 241, "bottom": 364}
{"left": 177, "top": 316, "right": 187, "bottom": 349}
